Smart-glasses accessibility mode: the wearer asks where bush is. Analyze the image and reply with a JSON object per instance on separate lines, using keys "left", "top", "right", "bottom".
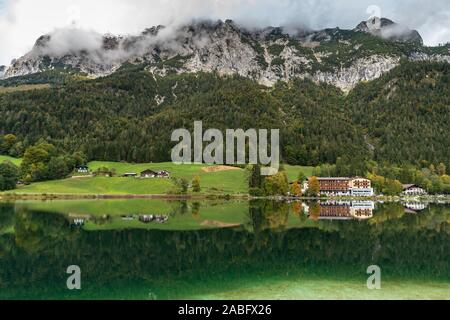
{"left": 192, "top": 176, "right": 201, "bottom": 193}
{"left": 249, "top": 187, "right": 263, "bottom": 196}
{"left": 0, "top": 161, "right": 19, "bottom": 191}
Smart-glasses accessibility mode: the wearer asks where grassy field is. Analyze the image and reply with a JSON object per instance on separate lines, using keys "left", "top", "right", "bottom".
{"left": 284, "top": 164, "right": 314, "bottom": 182}
{"left": 14, "top": 177, "right": 177, "bottom": 195}
{"left": 3, "top": 158, "right": 313, "bottom": 195}
{"left": 0, "top": 155, "right": 22, "bottom": 166}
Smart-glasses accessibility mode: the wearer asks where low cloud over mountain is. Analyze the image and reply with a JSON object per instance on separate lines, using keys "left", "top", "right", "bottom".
{"left": 0, "top": 0, "right": 449, "bottom": 66}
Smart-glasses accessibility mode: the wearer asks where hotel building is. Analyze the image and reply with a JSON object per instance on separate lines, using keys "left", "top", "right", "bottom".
{"left": 307, "top": 177, "right": 374, "bottom": 197}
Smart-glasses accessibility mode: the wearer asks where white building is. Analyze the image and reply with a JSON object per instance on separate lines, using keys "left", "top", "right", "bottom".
{"left": 76, "top": 165, "right": 89, "bottom": 173}
{"left": 401, "top": 184, "right": 427, "bottom": 196}
{"left": 350, "top": 188, "right": 374, "bottom": 197}
{"left": 349, "top": 177, "right": 374, "bottom": 197}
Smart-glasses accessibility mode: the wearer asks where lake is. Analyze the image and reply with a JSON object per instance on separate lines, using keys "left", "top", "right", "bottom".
{"left": 0, "top": 199, "right": 449, "bottom": 300}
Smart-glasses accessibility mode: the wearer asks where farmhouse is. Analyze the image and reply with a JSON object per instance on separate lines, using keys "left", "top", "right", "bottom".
{"left": 76, "top": 165, "right": 89, "bottom": 173}
{"left": 123, "top": 173, "right": 138, "bottom": 178}
{"left": 139, "top": 169, "right": 171, "bottom": 178}
{"left": 140, "top": 169, "right": 158, "bottom": 178}
{"left": 403, "top": 201, "right": 428, "bottom": 212}
{"left": 401, "top": 184, "right": 427, "bottom": 196}
{"left": 157, "top": 170, "right": 170, "bottom": 178}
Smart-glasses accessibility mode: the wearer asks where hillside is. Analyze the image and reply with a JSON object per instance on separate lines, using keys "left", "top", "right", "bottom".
{"left": 0, "top": 61, "right": 448, "bottom": 169}
{"left": 347, "top": 62, "right": 450, "bottom": 165}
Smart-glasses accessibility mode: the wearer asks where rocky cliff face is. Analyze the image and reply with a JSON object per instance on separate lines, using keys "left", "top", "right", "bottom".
{"left": 2, "top": 19, "right": 449, "bottom": 91}
{"left": 312, "top": 55, "right": 400, "bottom": 91}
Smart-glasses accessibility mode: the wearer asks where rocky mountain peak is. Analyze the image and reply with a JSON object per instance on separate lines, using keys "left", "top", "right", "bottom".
{"left": 142, "top": 25, "right": 165, "bottom": 36}
{"left": 34, "top": 35, "right": 52, "bottom": 48}
{"left": 1, "top": 18, "right": 447, "bottom": 91}
{"left": 354, "top": 17, "right": 423, "bottom": 44}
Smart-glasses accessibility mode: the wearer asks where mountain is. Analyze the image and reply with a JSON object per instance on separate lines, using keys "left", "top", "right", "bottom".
{"left": 354, "top": 17, "right": 423, "bottom": 44}
{"left": 2, "top": 19, "right": 449, "bottom": 91}
{"left": 0, "top": 66, "right": 5, "bottom": 78}
{"left": 0, "top": 19, "right": 448, "bottom": 169}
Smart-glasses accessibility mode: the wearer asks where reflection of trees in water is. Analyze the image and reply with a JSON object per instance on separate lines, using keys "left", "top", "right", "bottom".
{"left": 308, "top": 202, "right": 321, "bottom": 220}
{"left": 0, "top": 202, "right": 449, "bottom": 292}
{"left": 370, "top": 202, "right": 406, "bottom": 224}
{"left": 371, "top": 203, "right": 449, "bottom": 233}
{"left": 191, "top": 202, "right": 200, "bottom": 219}
{"left": 0, "top": 203, "right": 15, "bottom": 235}
{"left": 13, "top": 208, "right": 76, "bottom": 253}
{"left": 0, "top": 204, "right": 15, "bottom": 260}
{"left": 248, "top": 200, "right": 290, "bottom": 233}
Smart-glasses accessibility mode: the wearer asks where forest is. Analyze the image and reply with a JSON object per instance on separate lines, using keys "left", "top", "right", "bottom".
{"left": 0, "top": 61, "right": 448, "bottom": 187}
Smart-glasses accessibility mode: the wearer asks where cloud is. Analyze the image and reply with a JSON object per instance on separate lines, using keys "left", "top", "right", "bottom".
{"left": 27, "top": 24, "right": 208, "bottom": 67}
{"left": 0, "top": 0, "right": 449, "bottom": 66}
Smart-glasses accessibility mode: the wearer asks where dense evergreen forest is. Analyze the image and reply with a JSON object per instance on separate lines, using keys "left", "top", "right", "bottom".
{"left": 0, "top": 61, "right": 448, "bottom": 170}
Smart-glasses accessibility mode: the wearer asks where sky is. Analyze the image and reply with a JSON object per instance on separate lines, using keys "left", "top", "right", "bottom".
{"left": 0, "top": 0, "right": 449, "bottom": 66}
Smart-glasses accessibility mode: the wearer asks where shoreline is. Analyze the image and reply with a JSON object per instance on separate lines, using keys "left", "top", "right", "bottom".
{"left": 1, "top": 192, "right": 449, "bottom": 202}
{"left": 0, "top": 193, "right": 248, "bottom": 201}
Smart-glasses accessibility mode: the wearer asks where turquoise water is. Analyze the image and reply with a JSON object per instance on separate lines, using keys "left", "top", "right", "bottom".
{"left": 0, "top": 200, "right": 449, "bottom": 300}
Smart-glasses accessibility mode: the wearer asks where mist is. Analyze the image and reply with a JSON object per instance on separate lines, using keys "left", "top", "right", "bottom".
{"left": 0, "top": 0, "right": 449, "bottom": 66}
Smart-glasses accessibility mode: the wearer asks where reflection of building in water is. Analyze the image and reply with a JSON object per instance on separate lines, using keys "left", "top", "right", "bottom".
{"left": 403, "top": 202, "right": 428, "bottom": 213}
{"left": 301, "top": 202, "right": 310, "bottom": 214}
{"left": 305, "top": 201, "right": 374, "bottom": 220}
{"left": 349, "top": 201, "right": 375, "bottom": 220}
{"left": 318, "top": 202, "right": 353, "bottom": 220}
{"left": 401, "top": 184, "right": 427, "bottom": 196}
{"left": 68, "top": 214, "right": 91, "bottom": 227}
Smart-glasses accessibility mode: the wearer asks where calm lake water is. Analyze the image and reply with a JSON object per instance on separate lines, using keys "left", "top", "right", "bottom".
{"left": 0, "top": 199, "right": 449, "bottom": 300}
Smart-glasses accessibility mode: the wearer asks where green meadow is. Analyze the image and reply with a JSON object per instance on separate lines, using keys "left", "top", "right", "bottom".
{"left": 1, "top": 157, "right": 313, "bottom": 195}
{"left": 0, "top": 155, "right": 22, "bottom": 166}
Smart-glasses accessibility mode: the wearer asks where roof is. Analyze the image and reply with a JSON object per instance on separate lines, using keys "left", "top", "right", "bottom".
{"left": 315, "top": 177, "right": 351, "bottom": 181}
{"left": 402, "top": 184, "right": 420, "bottom": 190}
{"left": 141, "top": 169, "right": 158, "bottom": 174}
{"left": 311, "top": 177, "right": 370, "bottom": 181}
